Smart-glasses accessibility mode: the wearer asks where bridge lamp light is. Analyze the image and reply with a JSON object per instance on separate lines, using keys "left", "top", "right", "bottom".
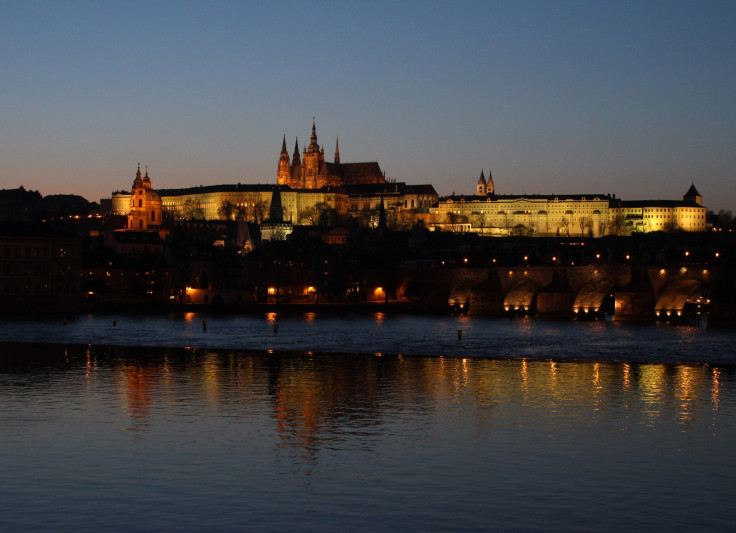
{"left": 625, "top": 254, "right": 630, "bottom": 261}
{"left": 656, "top": 310, "right": 661, "bottom": 316}
{"left": 715, "top": 252, "right": 720, "bottom": 258}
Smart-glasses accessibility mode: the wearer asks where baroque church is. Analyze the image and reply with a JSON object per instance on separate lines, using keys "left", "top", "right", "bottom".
{"left": 277, "top": 120, "right": 386, "bottom": 189}
{"left": 127, "top": 164, "right": 163, "bottom": 230}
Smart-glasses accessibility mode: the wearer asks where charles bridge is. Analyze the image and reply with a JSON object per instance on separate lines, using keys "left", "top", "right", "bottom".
{"left": 400, "top": 262, "right": 733, "bottom": 324}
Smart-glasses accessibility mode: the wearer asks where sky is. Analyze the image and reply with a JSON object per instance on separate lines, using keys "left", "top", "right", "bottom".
{"left": 1, "top": 1, "right": 734, "bottom": 210}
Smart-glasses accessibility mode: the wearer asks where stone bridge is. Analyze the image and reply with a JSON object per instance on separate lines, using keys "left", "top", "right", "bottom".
{"left": 399, "top": 264, "right": 721, "bottom": 322}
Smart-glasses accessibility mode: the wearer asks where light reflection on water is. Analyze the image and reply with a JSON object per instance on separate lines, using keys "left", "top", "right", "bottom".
{"left": 0, "top": 343, "right": 735, "bottom": 531}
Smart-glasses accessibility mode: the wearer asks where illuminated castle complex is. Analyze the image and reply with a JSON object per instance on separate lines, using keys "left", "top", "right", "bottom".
{"left": 108, "top": 121, "right": 706, "bottom": 237}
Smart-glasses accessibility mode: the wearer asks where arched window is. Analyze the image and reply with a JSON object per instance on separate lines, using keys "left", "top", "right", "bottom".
{"left": 139, "top": 199, "right": 143, "bottom": 208}
{"left": 151, "top": 210, "right": 155, "bottom": 221}
{"left": 139, "top": 219, "right": 143, "bottom": 229}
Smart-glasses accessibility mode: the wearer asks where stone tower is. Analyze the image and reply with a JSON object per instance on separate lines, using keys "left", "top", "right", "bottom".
{"left": 683, "top": 184, "right": 702, "bottom": 205}
{"left": 477, "top": 170, "right": 487, "bottom": 195}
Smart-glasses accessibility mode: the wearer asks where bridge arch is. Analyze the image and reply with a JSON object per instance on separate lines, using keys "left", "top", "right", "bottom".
{"left": 573, "top": 277, "right": 617, "bottom": 317}
{"left": 655, "top": 276, "right": 707, "bottom": 319}
{"left": 448, "top": 278, "right": 476, "bottom": 312}
{"left": 504, "top": 279, "right": 540, "bottom": 314}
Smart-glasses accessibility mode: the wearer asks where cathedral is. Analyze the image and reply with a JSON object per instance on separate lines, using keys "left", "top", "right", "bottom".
{"left": 277, "top": 120, "right": 386, "bottom": 189}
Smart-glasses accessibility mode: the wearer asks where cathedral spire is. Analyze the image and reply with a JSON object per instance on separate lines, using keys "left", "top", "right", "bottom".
{"left": 292, "top": 137, "right": 301, "bottom": 166}
{"left": 277, "top": 135, "right": 292, "bottom": 186}
{"left": 334, "top": 136, "right": 340, "bottom": 165}
{"left": 308, "top": 118, "right": 319, "bottom": 152}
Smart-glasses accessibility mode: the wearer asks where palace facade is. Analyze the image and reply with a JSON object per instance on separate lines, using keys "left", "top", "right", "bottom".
{"left": 432, "top": 174, "right": 706, "bottom": 236}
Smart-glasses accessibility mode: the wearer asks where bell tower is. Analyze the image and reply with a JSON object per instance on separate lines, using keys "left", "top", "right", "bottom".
{"left": 477, "top": 170, "right": 486, "bottom": 196}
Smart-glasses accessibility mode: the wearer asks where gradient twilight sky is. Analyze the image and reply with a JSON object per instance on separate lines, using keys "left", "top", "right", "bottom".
{"left": 1, "top": 1, "right": 734, "bottom": 210}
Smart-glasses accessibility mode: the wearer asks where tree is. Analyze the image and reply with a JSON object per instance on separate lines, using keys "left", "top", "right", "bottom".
{"left": 248, "top": 198, "right": 268, "bottom": 223}
{"left": 446, "top": 212, "right": 468, "bottom": 232}
{"left": 299, "top": 202, "right": 329, "bottom": 226}
{"left": 559, "top": 218, "right": 570, "bottom": 237}
{"left": 472, "top": 211, "right": 487, "bottom": 235}
{"left": 218, "top": 201, "right": 236, "bottom": 221}
{"left": 183, "top": 197, "right": 205, "bottom": 220}
{"left": 608, "top": 214, "right": 622, "bottom": 236}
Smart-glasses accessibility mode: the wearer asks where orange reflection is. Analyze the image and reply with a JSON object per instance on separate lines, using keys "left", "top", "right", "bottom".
{"left": 712, "top": 368, "right": 721, "bottom": 411}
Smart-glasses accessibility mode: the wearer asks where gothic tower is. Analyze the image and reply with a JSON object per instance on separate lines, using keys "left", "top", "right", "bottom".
{"left": 277, "top": 135, "right": 291, "bottom": 186}
{"left": 302, "top": 119, "right": 325, "bottom": 188}
{"left": 486, "top": 169, "right": 495, "bottom": 195}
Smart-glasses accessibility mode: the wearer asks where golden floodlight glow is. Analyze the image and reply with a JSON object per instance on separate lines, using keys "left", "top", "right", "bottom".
{"left": 268, "top": 287, "right": 276, "bottom": 295}
{"left": 374, "top": 287, "right": 384, "bottom": 295}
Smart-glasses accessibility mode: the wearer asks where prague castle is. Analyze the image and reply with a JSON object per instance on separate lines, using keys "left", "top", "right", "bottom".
{"left": 109, "top": 121, "right": 706, "bottom": 237}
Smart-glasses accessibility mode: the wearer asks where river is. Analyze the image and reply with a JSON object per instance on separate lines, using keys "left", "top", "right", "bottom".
{"left": 1, "top": 313, "right": 735, "bottom": 531}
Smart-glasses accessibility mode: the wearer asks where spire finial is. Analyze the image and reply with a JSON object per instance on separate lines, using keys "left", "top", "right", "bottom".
{"left": 309, "top": 118, "right": 318, "bottom": 150}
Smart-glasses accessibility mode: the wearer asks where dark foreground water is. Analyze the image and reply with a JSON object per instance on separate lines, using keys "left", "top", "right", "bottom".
{"left": 1, "top": 314, "right": 735, "bottom": 531}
